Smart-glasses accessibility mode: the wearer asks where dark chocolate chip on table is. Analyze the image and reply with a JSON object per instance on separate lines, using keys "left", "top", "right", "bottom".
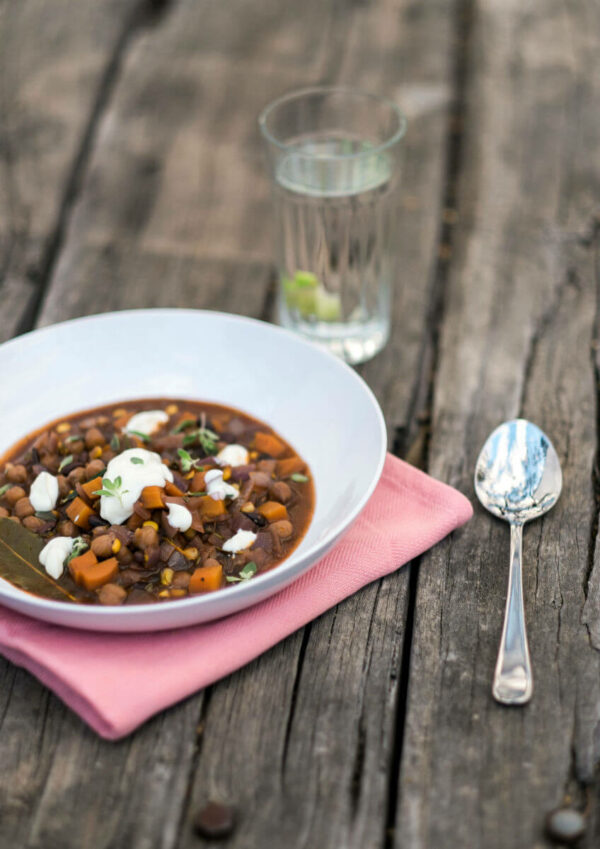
{"left": 545, "top": 808, "right": 586, "bottom": 845}
{"left": 193, "top": 801, "right": 236, "bottom": 840}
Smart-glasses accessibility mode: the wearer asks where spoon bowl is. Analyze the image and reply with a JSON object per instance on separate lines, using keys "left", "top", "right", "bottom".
{"left": 475, "top": 419, "right": 562, "bottom": 524}
{"left": 474, "top": 419, "right": 562, "bottom": 705}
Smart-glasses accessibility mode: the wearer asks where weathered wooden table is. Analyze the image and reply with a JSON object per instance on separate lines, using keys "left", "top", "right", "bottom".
{"left": 1, "top": 1, "right": 599, "bottom": 846}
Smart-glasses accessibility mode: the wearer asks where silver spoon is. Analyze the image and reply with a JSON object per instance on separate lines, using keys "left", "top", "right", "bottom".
{"left": 474, "top": 419, "right": 562, "bottom": 705}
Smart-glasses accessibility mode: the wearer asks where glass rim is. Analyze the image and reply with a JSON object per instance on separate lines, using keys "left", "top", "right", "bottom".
{"left": 258, "top": 85, "right": 407, "bottom": 159}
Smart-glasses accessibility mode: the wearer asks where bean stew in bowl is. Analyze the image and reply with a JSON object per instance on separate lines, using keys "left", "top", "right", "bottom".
{"left": 0, "top": 400, "right": 314, "bottom": 606}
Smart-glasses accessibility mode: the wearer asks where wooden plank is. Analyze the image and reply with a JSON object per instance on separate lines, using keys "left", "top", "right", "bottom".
{"left": 396, "top": 1, "right": 600, "bottom": 847}
{"left": 0, "top": 0, "right": 142, "bottom": 342}
{"left": 178, "top": 1, "right": 459, "bottom": 847}
{"left": 0, "top": 4, "right": 459, "bottom": 849}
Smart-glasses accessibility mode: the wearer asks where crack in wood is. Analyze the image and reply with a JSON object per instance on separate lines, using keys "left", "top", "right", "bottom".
{"left": 584, "top": 215, "right": 600, "bottom": 604}
{"left": 281, "top": 623, "right": 312, "bottom": 778}
{"left": 12, "top": 0, "right": 175, "bottom": 338}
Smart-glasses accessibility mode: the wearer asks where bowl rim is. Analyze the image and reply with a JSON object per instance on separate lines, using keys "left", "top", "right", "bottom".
{"left": 0, "top": 308, "right": 387, "bottom": 621}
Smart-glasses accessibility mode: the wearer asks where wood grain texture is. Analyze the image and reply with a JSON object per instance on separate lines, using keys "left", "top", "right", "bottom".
{"left": 396, "top": 1, "right": 600, "bottom": 847}
{"left": 0, "top": 0, "right": 142, "bottom": 342}
{"left": 0, "top": 1, "right": 457, "bottom": 848}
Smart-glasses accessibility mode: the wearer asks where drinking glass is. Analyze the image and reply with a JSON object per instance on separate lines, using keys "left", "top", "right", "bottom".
{"left": 259, "top": 87, "right": 406, "bottom": 364}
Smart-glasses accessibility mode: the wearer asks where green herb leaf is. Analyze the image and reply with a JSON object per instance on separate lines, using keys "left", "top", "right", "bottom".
{"left": 60, "top": 490, "right": 77, "bottom": 505}
{"left": 64, "top": 434, "right": 83, "bottom": 444}
{"left": 185, "top": 491, "right": 207, "bottom": 497}
{"left": 225, "top": 575, "right": 241, "bottom": 582}
{"left": 35, "top": 511, "right": 57, "bottom": 522}
{"left": 130, "top": 457, "right": 144, "bottom": 465}
{"left": 198, "top": 429, "right": 218, "bottom": 455}
{"left": 0, "top": 483, "right": 11, "bottom": 498}
{"left": 66, "top": 536, "right": 89, "bottom": 564}
{"left": 128, "top": 430, "right": 150, "bottom": 443}
{"left": 177, "top": 448, "right": 204, "bottom": 473}
{"left": 110, "top": 434, "right": 120, "bottom": 451}
{"left": 58, "top": 454, "right": 74, "bottom": 472}
{"left": 239, "top": 561, "right": 258, "bottom": 579}
{"left": 171, "top": 418, "right": 196, "bottom": 434}
{"left": 290, "top": 473, "right": 309, "bottom": 483}
{"left": 95, "top": 476, "right": 128, "bottom": 498}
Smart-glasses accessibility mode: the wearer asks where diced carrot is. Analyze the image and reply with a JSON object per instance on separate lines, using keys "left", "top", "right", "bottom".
{"left": 65, "top": 496, "right": 95, "bottom": 529}
{"left": 165, "top": 481, "right": 185, "bottom": 497}
{"left": 81, "top": 476, "right": 104, "bottom": 500}
{"left": 254, "top": 432, "right": 286, "bottom": 458}
{"left": 198, "top": 495, "right": 227, "bottom": 518}
{"left": 258, "top": 501, "right": 289, "bottom": 523}
{"left": 189, "top": 562, "right": 223, "bottom": 593}
{"left": 68, "top": 549, "right": 98, "bottom": 573}
{"left": 277, "top": 456, "right": 306, "bottom": 478}
{"left": 141, "top": 485, "right": 165, "bottom": 509}
{"left": 190, "top": 465, "right": 215, "bottom": 492}
{"left": 126, "top": 513, "right": 144, "bottom": 530}
{"left": 210, "top": 413, "right": 230, "bottom": 433}
{"left": 70, "top": 555, "right": 119, "bottom": 591}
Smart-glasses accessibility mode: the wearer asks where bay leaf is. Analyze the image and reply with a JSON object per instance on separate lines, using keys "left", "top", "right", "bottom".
{"left": 0, "top": 518, "right": 78, "bottom": 603}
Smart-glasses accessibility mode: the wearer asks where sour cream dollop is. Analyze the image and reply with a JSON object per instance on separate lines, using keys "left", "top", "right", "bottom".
{"left": 216, "top": 444, "right": 249, "bottom": 468}
{"left": 167, "top": 503, "right": 192, "bottom": 532}
{"left": 222, "top": 529, "right": 257, "bottom": 553}
{"left": 204, "top": 469, "right": 238, "bottom": 501}
{"left": 125, "top": 410, "right": 169, "bottom": 437}
{"left": 100, "top": 448, "right": 173, "bottom": 524}
{"left": 29, "top": 471, "right": 59, "bottom": 512}
{"left": 39, "top": 536, "right": 74, "bottom": 580}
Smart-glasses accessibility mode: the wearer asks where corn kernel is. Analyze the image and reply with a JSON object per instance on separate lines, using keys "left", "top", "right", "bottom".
{"left": 165, "top": 404, "right": 179, "bottom": 415}
{"left": 249, "top": 451, "right": 258, "bottom": 460}
{"left": 161, "top": 568, "right": 174, "bottom": 586}
{"left": 158, "top": 589, "right": 171, "bottom": 598}
{"left": 170, "top": 588, "right": 187, "bottom": 598}
{"left": 184, "top": 528, "right": 195, "bottom": 540}
{"left": 182, "top": 547, "right": 198, "bottom": 561}
{"left": 240, "top": 502, "right": 255, "bottom": 513}
{"left": 112, "top": 408, "right": 127, "bottom": 417}
{"left": 111, "top": 538, "right": 121, "bottom": 554}
{"left": 90, "top": 446, "right": 103, "bottom": 459}
{"left": 56, "top": 422, "right": 71, "bottom": 433}
{"left": 222, "top": 467, "right": 232, "bottom": 481}
{"left": 185, "top": 471, "right": 195, "bottom": 479}
{"left": 142, "top": 520, "right": 159, "bottom": 530}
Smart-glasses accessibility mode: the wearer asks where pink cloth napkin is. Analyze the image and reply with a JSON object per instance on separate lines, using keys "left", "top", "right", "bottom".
{"left": 0, "top": 454, "right": 472, "bottom": 739}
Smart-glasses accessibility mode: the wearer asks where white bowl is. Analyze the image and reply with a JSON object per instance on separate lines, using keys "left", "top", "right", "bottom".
{"left": 0, "top": 309, "right": 386, "bottom": 631}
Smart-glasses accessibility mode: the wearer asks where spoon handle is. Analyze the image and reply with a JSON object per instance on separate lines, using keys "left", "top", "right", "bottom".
{"left": 493, "top": 522, "right": 533, "bottom": 705}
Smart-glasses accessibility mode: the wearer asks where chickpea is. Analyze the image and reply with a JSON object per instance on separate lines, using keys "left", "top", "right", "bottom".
{"left": 134, "top": 525, "right": 159, "bottom": 551}
{"left": 84, "top": 428, "right": 105, "bottom": 450}
{"left": 171, "top": 572, "right": 191, "bottom": 589}
{"left": 68, "top": 467, "right": 86, "bottom": 485}
{"left": 57, "top": 474, "right": 71, "bottom": 497}
{"left": 270, "top": 519, "right": 293, "bottom": 540}
{"left": 14, "top": 497, "right": 35, "bottom": 519}
{"left": 269, "top": 481, "right": 292, "bottom": 503}
{"left": 57, "top": 519, "right": 78, "bottom": 537}
{"left": 5, "top": 463, "right": 28, "bottom": 484}
{"left": 22, "top": 515, "right": 46, "bottom": 532}
{"left": 97, "top": 584, "right": 127, "bottom": 606}
{"left": 85, "top": 459, "right": 106, "bottom": 479}
{"left": 0, "top": 507, "right": 9, "bottom": 518}
{"left": 4, "top": 486, "right": 26, "bottom": 507}
{"left": 91, "top": 534, "right": 116, "bottom": 559}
